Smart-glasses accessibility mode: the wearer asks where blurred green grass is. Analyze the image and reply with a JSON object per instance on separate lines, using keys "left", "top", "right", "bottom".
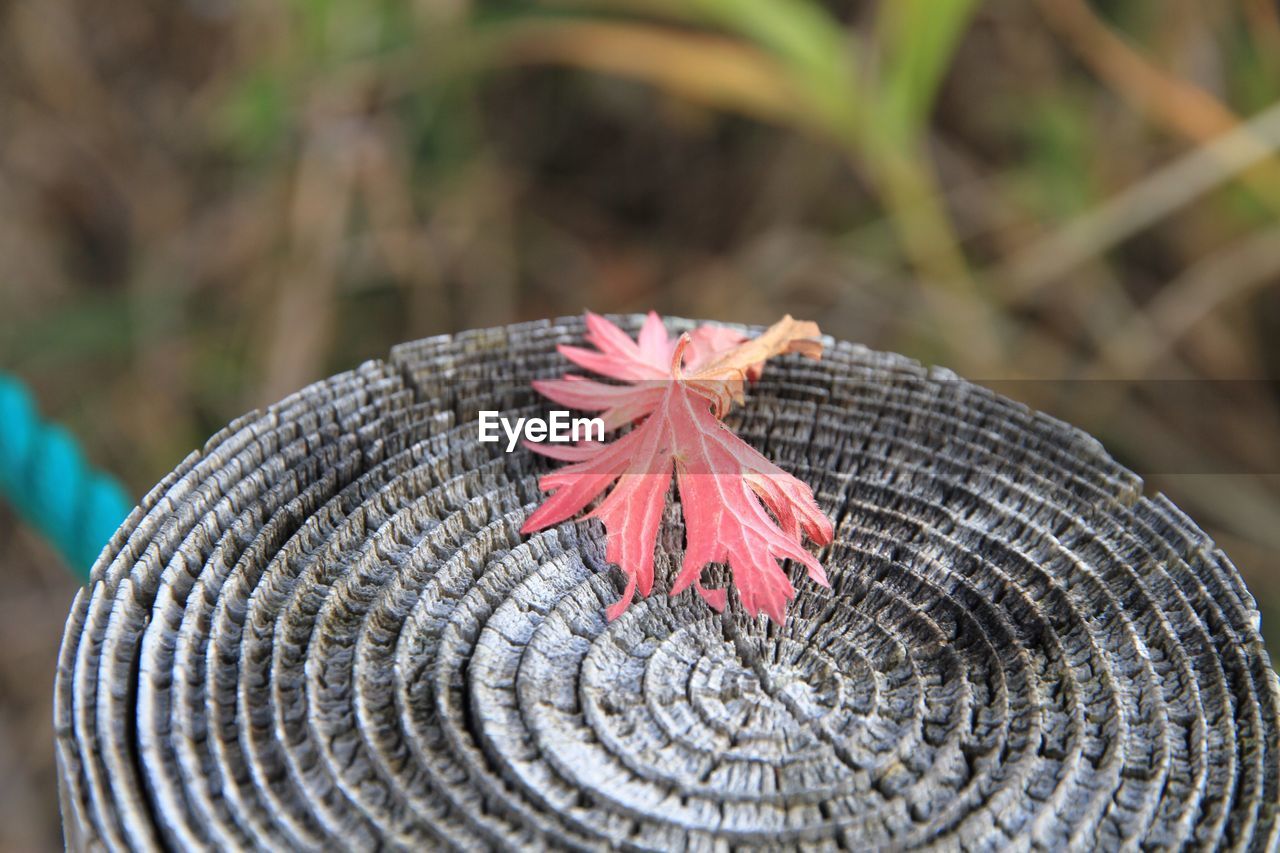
{"left": 3, "top": 2, "right": 1280, "bottom": 845}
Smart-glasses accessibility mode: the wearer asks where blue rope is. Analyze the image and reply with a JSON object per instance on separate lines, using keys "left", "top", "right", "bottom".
{"left": 0, "top": 372, "right": 133, "bottom": 581}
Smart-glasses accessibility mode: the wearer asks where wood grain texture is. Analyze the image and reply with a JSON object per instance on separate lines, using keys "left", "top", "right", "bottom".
{"left": 54, "top": 315, "right": 1280, "bottom": 850}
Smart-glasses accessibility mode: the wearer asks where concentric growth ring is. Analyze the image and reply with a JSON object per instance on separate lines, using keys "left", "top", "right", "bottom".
{"left": 54, "top": 316, "right": 1280, "bottom": 850}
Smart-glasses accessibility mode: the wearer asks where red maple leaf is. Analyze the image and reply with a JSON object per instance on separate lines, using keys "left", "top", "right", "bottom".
{"left": 521, "top": 312, "right": 833, "bottom": 624}
{"left": 533, "top": 311, "right": 761, "bottom": 429}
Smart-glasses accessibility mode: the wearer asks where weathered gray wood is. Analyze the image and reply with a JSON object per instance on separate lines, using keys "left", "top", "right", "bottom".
{"left": 55, "top": 315, "right": 1280, "bottom": 850}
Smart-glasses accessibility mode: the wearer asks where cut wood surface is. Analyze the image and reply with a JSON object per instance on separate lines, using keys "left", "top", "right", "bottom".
{"left": 54, "top": 315, "right": 1280, "bottom": 850}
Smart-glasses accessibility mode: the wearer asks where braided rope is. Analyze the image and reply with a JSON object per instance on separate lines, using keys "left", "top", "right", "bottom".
{"left": 0, "top": 372, "right": 132, "bottom": 580}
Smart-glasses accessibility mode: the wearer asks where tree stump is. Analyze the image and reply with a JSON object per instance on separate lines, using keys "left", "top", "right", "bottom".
{"left": 55, "top": 315, "right": 1280, "bottom": 850}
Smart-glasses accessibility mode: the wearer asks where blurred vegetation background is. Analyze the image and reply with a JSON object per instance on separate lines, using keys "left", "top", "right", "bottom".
{"left": 4, "top": 0, "right": 1280, "bottom": 846}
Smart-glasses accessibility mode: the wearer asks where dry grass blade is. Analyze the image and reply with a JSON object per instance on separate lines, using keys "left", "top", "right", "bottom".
{"left": 1095, "top": 222, "right": 1280, "bottom": 378}
{"left": 1036, "top": 0, "right": 1280, "bottom": 203}
{"left": 257, "top": 129, "right": 358, "bottom": 404}
{"left": 999, "top": 99, "right": 1280, "bottom": 301}
{"left": 496, "top": 19, "right": 814, "bottom": 129}
{"left": 492, "top": 3, "right": 999, "bottom": 369}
